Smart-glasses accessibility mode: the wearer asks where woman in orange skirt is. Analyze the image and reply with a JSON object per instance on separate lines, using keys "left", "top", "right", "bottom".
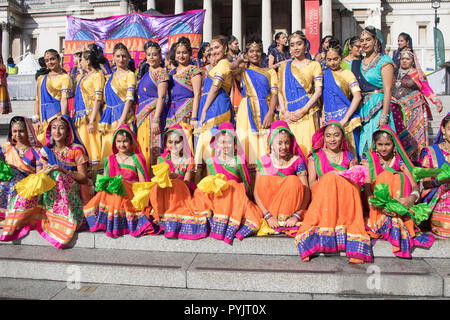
{"left": 254, "top": 120, "right": 310, "bottom": 236}
{"left": 295, "top": 120, "right": 373, "bottom": 263}
{"left": 149, "top": 123, "right": 209, "bottom": 240}
{"left": 362, "top": 125, "right": 434, "bottom": 258}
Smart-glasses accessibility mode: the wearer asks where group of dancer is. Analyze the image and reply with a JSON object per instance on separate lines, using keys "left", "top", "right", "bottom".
{"left": 0, "top": 25, "right": 448, "bottom": 264}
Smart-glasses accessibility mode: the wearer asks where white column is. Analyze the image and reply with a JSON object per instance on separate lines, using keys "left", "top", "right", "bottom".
{"left": 291, "top": 0, "right": 302, "bottom": 32}
{"left": 262, "top": 0, "right": 272, "bottom": 53}
{"left": 119, "top": 0, "right": 128, "bottom": 15}
{"left": 1, "top": 23, "right": 10, "bottom": 61}
{"left": 322, "top": 0, "right": 333, "bottom": 37}
{"left": 175, "top": 0, "right": 184, "bottom": 14}
{"left": 147, "top": 0, "right": 156, "bottom": 9}
{"left": 232, "top": 0, "right": 242, "bottom": 48}
{"left": 203, "top": 0, "right": 213, "bottom": 42}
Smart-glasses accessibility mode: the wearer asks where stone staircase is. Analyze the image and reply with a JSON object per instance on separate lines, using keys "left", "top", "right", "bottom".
{"left": 0, "top": 98, "right": 449, "bottom": 300}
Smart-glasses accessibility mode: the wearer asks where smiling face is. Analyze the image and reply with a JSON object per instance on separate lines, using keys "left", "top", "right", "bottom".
{"left": 271, "top": 131, "right": 291, "bottom": 159}
{"left": 441, "top": 118, "right": 450, "bottom": 144}
{"left": 324, "top": 124, "right": 344, "bottom": 153}
{"left": 289, "top": 35, "right": 306, "bottom": 60}
{"left": 146, "top": 47, "right": 161, "bottom": 68}
{"left": 44, "top": 52, "right": 61, "bottom": 72}
{"left": 175, "top": 44, "right": 190, "bottom": 66}
{"left": 375, "top": 133, "right": 395, "bottom": 159}
{"left": 166, "top": 132, "right": 184, "bottom": 157}
{"left": 114, "top": 132, "right": 132, "bottom": 155}
{"left": 210, "top": 40, "right": 227, "bottom": 62}
{"left": 114, "top": 48, "right": 129, "bottom": 69}
{"left": 11, "top": 122, "right": 29, "bottom": 146}
{"left": 217, "top": 133, "right": 235, "bottom": 157}
{"left": 247, "top": 45, "right": 262, "bottom": 66}
{"left": 50, "top": 119, "right": 69, "bottom": 145}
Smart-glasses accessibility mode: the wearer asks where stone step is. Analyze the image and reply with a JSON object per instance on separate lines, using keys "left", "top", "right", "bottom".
{"left": 1, "top": 230, "right": 449, "bottom": 259}
{"left": 0, "top": 244, "right": 447, "bottom": 297}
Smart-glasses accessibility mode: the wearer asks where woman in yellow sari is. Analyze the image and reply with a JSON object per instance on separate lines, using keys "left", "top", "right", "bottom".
{"left": 73, "top": 48, "right": 105, "bottom": 169}
{"left": 231, "top": 37, "right": 278, "bottom": 165}
{"left": 193, "top": 35, "right": 235, "bottom": 170}
{"left": 33, "top": 49, "right": 72, "bottom": 145}
{"left": 99, "top": 43, "right": 136, "bottom": 161}
{"left": 279, "top": 31, "right": 323, "bottom": 156}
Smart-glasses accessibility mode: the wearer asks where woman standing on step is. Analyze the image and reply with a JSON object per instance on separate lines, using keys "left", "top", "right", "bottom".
{"left": 0, "top": 116, "right": 90, "bottom": 249}
{"left": 231, "top": 37, "right": 278, "bottom": 165}
{"left": 167, "top": 37, "right": 202, "bottom": 129}
{"left": 351, "top": 26, "right": 395, "bottom": 158}
{"left": 294, "top": 120, "right": 373, "bottom": 263}
{"left": 0, "top": 117, "right": 42, "bottom": 221}
{"left": 362, "top": 126, "right": 435, "bottom": 258}
{"left": 193, "top": 35, "right": 235, "bottom": 172}
{"left": 278, "top": 30, "right": 323, "bottom": 156}
{"left": 33, "top": 49, "right": 73, "bottom": 145}
{"left": 0, "top": 55, "right": 12, "bottom": 114}
{"left": 322, "top": 39, "right": 362, "bottom": 157}
{"left": 419, "top": 113, "right": 450, "bottom": 238}
{"left": 136, "top": 41, "right": 169, "bottom": 173}
{"left": 253, "top": 120, "right": 310, "bottom": 237}
{"left": 99, "top": 43, "right": 136, "bottom": 162}
{"left": 73, "top": 48, "right": 105, "bottom": 170}
{"left": 390, "top": 50, "right": 443, "bottom": 161}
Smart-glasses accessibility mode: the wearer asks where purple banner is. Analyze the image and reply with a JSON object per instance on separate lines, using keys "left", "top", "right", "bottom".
{"left": 64, "top": 10, "right": 205, "bottom": 71}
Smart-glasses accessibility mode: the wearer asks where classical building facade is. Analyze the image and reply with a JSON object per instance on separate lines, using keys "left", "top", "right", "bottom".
{"left": 1, "top": 0, "right": 449, "bottom": 70}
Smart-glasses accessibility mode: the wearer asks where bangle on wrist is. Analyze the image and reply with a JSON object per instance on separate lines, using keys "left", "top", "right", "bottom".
{"left": 292, "top": 213, "right": 301, "bottom": 220}
{"left": 263, "top": 212, "right": 272, "bottom": 220}
{"left": 410, "top": 190, "right": 420, "bottom": 202}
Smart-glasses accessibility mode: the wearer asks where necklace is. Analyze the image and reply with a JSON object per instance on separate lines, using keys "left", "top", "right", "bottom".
{"left": 53, "top": 146, "right": 69, "bottom": 159}
{"left": 440, "top": 142, "right": 450, "bottom": 154}
{"left": 324, "top": 148, "right": 343, "bottom": 164}
{"left": 271, "top": 152, "right": 292, "bottom": 168}
{"left": 172, "top": 155, "right": 185, "bottom": 171}
{"left": 395, "top": 68, "right": 412, "bottom": 88}
{"left": 117, "top": 153, "right": 131, "bottom": 163}
{"left": 220, "top": 155, "right": 236, "bottom": 167}
{"left": 378, "top": 153, "right": 395, "bottom": 168}
{"left": 16, "top": 145, "right": 30, "bottom": 157}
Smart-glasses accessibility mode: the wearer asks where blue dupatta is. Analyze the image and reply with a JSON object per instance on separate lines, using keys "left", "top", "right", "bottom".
{"left": 40, "top": 74, "right": 62, "bottom": 122}
{"left": 241, "top": 68, "right": 271, "bottom": 133}
{"left": 73, "top": 74, "right": 87, "bottom": 122}
{"left": 283, "top": 60, "right": 310, "bottom": 112}
{"left": 99, "top": 73, "right": 126, "bottom": 127}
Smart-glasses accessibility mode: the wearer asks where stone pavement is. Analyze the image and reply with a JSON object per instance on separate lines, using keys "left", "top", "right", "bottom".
{"left": 0, "top": 231, "right": 449, "bottom": 299}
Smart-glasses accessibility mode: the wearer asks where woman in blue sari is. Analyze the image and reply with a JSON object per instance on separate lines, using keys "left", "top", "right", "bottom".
{"left": 136, "top": 41, "right": 169, "bottom": 173}
{"left": 0, "top": 115, "right": 90, "bottom": 249}
{"left": 193, "top": 35, "right": 235, "bottom": 169}
{"left": 33, "top": 49, "right": 72, "bottom": 145}
{"left": 322, "top": 39, "right": 362, "bottom": 157}
{"left": 99, "top": 43, "right": 136, "bottom": 161}
{"left": 231, "top": 37, "right": 278, "bottom": 165}
{"left": 279, "top": 31, "right": 323, "bottom": 156}
{"left": 351, "top": 26, "right": 395, "bottom": 158}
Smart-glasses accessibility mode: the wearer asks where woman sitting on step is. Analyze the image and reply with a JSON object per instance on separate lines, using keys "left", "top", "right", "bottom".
{"left": 84, "top": 124, "right": 160, "bottom": 238}
{"left": 253, "top": 120, "right": 310, "bottom": 237}
{"left": 0, "top": 117, "right": 42, "bottom": 221}
{"left": 294, "top": 120, "right": 373, "bottom": 263}
{"left": 0, "top": 115, "right": 90, "bottom": 249}
{"left": 362, "top": 125, "right": 435, "bottom": 258}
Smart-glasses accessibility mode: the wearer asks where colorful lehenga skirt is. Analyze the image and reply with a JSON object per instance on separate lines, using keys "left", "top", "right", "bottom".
{"left": 428, "top": 184, "right": 450, "bottom": 238}
{"left": 0, "top": 167, "right": 30, "bottom": 221}
{"left": 365, "top": 170, "right": 435, "bottom": 258}
{"left": 0, "top": 171, "right": 86, "bottom": 249}
{"left": 294, "top": 172, "right": 373, "bottom": 263}
{"left": 84, "top": 180, "right": 160, "bottom": 238}
{"left": 193, "top": 180, "right": 262, "bottom": 244}
{"left": 254, "top": 175, "right": 305, "bottom": 236}
{"left": 150, "top": 178, "right": 209, "bottom": 239}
